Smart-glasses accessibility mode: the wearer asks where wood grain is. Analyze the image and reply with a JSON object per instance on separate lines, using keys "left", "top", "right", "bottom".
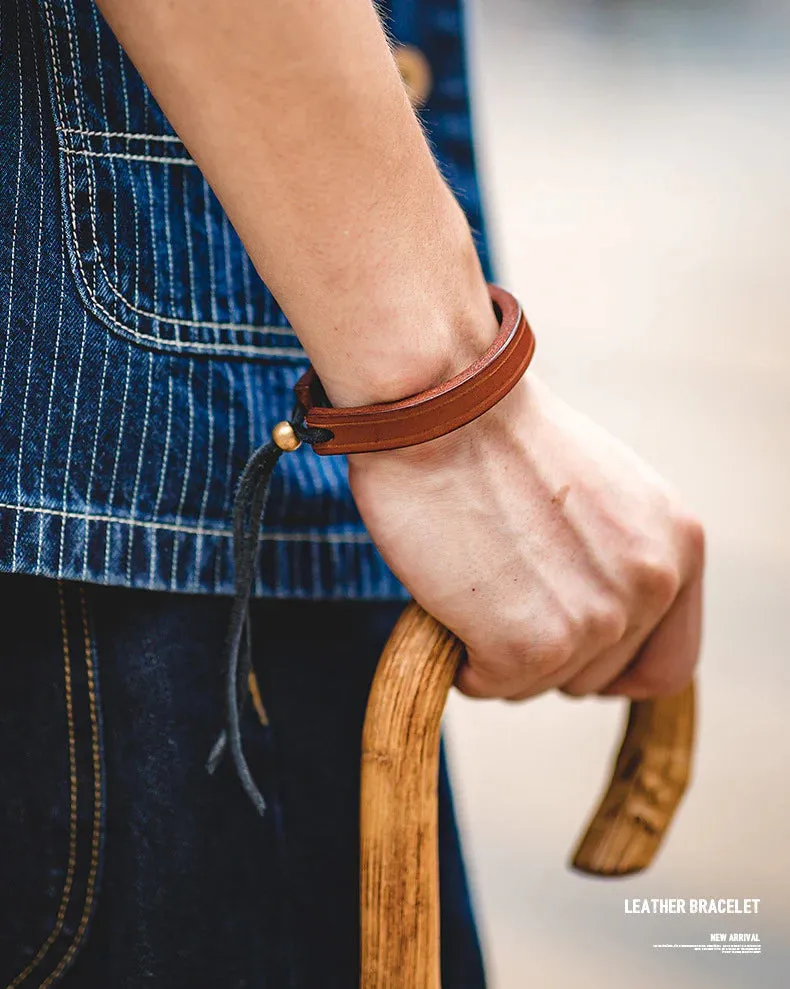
{"left": 360, "top": 601, "right": 696, "bottom": 987}
{"left": 570, "top": 680, "right": 695, "bottom": 876}
{"left": 360, "top": 602, "right": 462, "bottom": 989}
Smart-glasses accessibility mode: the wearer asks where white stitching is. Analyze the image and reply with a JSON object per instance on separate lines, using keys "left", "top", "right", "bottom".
{"left": 42, "top": 2, "right": 305, "bottom": 354}
{"left": 61, "top": 146, "right": 196, "bottom": 166}
{"left": 66, "top": 145, "right": 301, "bottom": 351}
{"left": 168, "top": 359, "right": 197, "bottom": 587}
{"left": 0, "top": 0, "right": 25, "bottom": 418}
{"left": 58, "top": 125, "right": 184, "bottom": 143}
{"left": 36, "top": 207, "right": 68, "bottom": 576}
{"left": 57, "top": 309, "right": 89, "bottom": 578}
{"left": 101, "top": 344, "right": 132, "bottom": 581}
{"left": 241, "top": 247, "right": 255, "bottom": 324}
{"left": 143, "top": 156, "right": 158, "bottom": 331}
{"left": 161, "top": 158, "right": 177, "bottom": 318}
{"left": 56, "top": 2, "right": 287, "bottom": 336}
{"left": 214, "top": 364, "right": 236, "bottom": 592}
{"left": 193, "top": 361, "right": 215, "bottom": 589}
{"left": 248, "top": 365, "right": 266, "bottom": 596}
{"left": 63, "top": 154, "right": 301, "bottom": 349}
{"left": 1, "top": 501, "right": 374, "bottom": 543}
{"left": 125, "top": 349, "right": 154, "bottom": 582}
{"left": 148, "top": 362, "right": 175, "bottom": 587}
{"left": 181, "top": 166, "right": 201, "bottom": 324}
{"left": 13, "top": 0, "right": 47, "bottom": 572}
{"left": 221, "top": 211, "right": 239, "bottom": 324}
{"left": 81, "top": 326, "right": 109, "bottom": 581}
{"left": 82, "top": 3, "right": 116, "bottom": 581}
{"left": 203, "top": 176, "right": 220, "bottom": 324}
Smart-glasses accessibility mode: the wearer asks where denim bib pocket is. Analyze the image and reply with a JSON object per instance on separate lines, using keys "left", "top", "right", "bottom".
{"left": 38, "top": 0, "right": 307, "bottom": 363}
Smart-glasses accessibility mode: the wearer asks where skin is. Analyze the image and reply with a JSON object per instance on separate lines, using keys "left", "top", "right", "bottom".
{"left": 350, "top": 376, "right": 704, "bottom": 701}
{"left": 95, "top": 0, "right": 705, "bottom": 702}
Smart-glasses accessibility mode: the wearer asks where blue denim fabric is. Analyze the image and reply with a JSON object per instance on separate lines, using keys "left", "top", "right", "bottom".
{"left": 0, "top": 0, "right": 495, "bottom": 599}
{"left": 0, "top": 574, "right": 487, "bottom": 987}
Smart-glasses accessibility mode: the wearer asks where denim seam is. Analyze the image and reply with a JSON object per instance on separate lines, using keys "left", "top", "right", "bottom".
{"left": 41, "top": 1, "right": 308, "bottom": 357}
{"left": 58, "top": 125, "right": 184, "bottom": 143}
{"left": 247, "top": 669, "right": 268, "bottom": 727}
{"left": 61, "top": 146, "right": 196, "bottom": 167}
{"left": 52, "top": 2, "right": 255, "bottom": 332}
{"left": 1, "top": 501, "right": 375, "bottom": 544}
{"left": 6, "top": 583, "right": 79, "bottom": 989}
{"left": 38, "top": 586, "right": 103, "bottom": 988}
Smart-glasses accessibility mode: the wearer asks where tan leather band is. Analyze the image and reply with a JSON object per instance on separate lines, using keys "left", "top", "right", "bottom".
{"left": 293, "top": 283, "right": 535, "bottom": 456}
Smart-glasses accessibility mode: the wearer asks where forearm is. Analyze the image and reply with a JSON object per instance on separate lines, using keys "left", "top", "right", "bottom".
{"left": 95, "top": 0, "right": 498, "bottom": 406}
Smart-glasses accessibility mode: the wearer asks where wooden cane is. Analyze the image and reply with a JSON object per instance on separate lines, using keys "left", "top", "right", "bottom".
{"left": 360, "top": 600, "right": 695, "bottom": 989}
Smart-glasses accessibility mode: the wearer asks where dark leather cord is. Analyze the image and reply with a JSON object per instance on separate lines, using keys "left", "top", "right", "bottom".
{"left": 206, "top": 404, "right": 331, "bottom": 814}
{"left": 207, "top": 283, "right": 531, "bottom": 812}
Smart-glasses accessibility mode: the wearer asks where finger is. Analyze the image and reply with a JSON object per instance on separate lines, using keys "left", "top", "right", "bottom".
{"left": 562, "top": 518, "right": 705, "bottom": 698}
{"left": 454, "top": 656, "right": 525, "bottom": 699}
{"left": 455, "top": 633, "right": 576, "bottom": 700}
{"left": 501, "top": 596, "right": 650, "bottom": 702}
{"left": 558, "top": 621, "right": 653, "bottom": 698}
{"left": 503, "top": 631, "right": 640, "bottom": 702}
{"left": 599, "top": 570, "right": 703, "bottom": 699}
{"left": 502, "top": 625, "right": 628, "bottom": 703}
{"left": 498, "top": 609, "right": 637, "bottom": 704}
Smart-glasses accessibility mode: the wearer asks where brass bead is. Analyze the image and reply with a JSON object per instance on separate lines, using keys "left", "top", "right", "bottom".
{"left": 271, "top": 420, "right": 301, "bottom": 452}
{"left": 394, "top": 45, "right": 432, "bottom": 108}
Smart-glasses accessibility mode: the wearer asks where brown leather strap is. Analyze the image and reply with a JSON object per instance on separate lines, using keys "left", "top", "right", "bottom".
{"left": 293, "top": 283, "right": 535, "bottom": 455}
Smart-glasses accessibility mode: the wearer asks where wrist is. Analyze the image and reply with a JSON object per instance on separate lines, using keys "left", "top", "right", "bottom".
{"left": 312, "top": 201, "right": 500, "bottom": 409}
{"left": 348, "top": 369, "right": 538, "bottom": 475}
{"left": 294, "top": 280, "right": 534, "bottom": 460}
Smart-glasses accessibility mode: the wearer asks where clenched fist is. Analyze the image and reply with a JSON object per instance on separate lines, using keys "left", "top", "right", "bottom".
{"left": 349, "top": 373, "right": 704, "bottom": 701}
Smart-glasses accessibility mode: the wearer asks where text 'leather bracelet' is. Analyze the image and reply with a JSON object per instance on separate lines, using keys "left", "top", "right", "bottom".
{"left": 208, "top": 283, "right": 535, "bottom": 816}
{"left": 292, "top": 282, "right": 535, "bottom": 455}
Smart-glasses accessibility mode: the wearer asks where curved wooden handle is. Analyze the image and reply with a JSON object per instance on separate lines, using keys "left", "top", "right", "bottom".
{"left": 570, "top": 675, "right": 695, "bottom": 876}
{"left": 360, "top": 601, "right": 695, "bottom": 989}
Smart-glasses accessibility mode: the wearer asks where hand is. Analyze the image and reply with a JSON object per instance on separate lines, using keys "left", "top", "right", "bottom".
{"left": 348, "top": 373, "right": 704, "bottom": 701}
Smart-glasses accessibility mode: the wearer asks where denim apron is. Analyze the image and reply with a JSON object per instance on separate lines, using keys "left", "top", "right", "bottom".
{"left": 0, "top": 0, "right": 495, "bottom": 600}
{"left": 0, "top": 2, "right": 493, "bottom": 984}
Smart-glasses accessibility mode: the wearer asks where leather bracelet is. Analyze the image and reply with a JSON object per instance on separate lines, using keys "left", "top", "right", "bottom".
{"left": 292, "top": 283, "right": 535, "bottom": 455}
{"left": 216, "top": 284, "right": 533, "bottom": 812}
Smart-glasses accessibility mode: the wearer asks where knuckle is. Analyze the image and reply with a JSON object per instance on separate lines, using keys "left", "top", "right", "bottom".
{"left": 649, "top": 558, "right": 681, "bottom": 608}
{"left": 524, "top": 621, "right": 574, "bottom": 679}
{"left": 546, "top": 620, "right": 577, "bottom": 665}
{"left": 680, "top": 512, "right": 706, "bottom": 568}
{"left": 525, "top": 648, "right": 561, "bottom": 681}
{"left": 628, "top": 544, "right": 681, "bottom": 608}
{"left": 586, "top": 598, "right": 628, "bottom": 646}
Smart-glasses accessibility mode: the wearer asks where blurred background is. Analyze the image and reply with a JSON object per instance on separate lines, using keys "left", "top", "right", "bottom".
{"left": 444, "top": 1, "right": 790, "bottom": 986}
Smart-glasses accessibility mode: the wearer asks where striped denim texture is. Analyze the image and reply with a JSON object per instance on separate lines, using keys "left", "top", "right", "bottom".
{"left": 0, "top": 0, "right": 494, "bottom": 599}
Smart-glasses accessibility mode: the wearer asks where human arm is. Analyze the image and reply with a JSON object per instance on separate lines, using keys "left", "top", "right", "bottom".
{"left": 93, "top": 0, "right": 499, "bottom": 406}
{"left": 95, "top": 0, "right": 705, "bottom": 700}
